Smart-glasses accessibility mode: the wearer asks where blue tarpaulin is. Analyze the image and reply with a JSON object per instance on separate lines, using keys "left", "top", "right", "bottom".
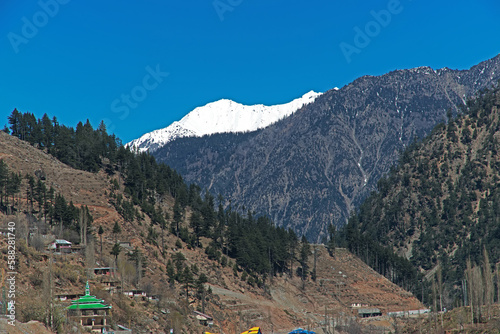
{"left": 288, "top": 329, "right": 315, "bottom": 334}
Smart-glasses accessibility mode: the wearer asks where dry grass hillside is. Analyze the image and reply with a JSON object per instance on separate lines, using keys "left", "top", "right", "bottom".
{"left": 0, "top": 319, "right": 55, "bottom": 333}
{"left": 0, "top": 132, "right": 423, "bottom": 333}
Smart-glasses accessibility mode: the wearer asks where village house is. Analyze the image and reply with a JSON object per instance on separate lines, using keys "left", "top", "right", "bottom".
{"left": 48, "top": 239, "right": 72, "bottom": 253}
{"left": 357, "top": 308, "right": 382, "bottom": 318}
{"left": 67, "top": 281, "right": 112, "bottom": 332}
{"left": 194, "top": 310, "right": 214, "bottom": 326}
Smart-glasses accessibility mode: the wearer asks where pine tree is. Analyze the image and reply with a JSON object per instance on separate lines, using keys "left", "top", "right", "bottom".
{"left": 173, "top": 252, "right": 186, "bottom": 280}
{"left": 98, "top": 226, "right": 104, "bottom": 263}
{"left": 299, "top": 235, "right": 311, "bottom": 287}
{"left": 53, "top": 193, "right": 68, "bottom": 226}
{"left": 40, "top": 113, "right": 53, "bottom": 149}
{"left": 166, "top": 259, "right": 175, "bottom": 284}
{"left": 173, "top": 200, "right": 183, "bottom": 237}
{"left": 196, "top": 273, "right": 208, "bottom": 298}
{"left": 112, "top": 221, "right": 121, "bottom": 242}
{"left": 182, "top": 266, "right": 194, "bottom": 302}
{"left": 160, "top": 210, "right": 169, "bottom": 254}
{"left": 6, "top": 171, "right": 21, "bottom": 214}
{"left": 201, "top": 191, "right": 216, "bottom": 237}
{"left": 0, "top": 160, "right": 8, "bottom": 207}
{"left": 496, "top": 262, "right": 500, "bottom": 304}
{"left": 8, "top": 109, "right": 21, "bottom": 138}
{"left": 327, "top": 223, "right": 336, "bottom": 257}
{"left": 111, "top": 243, "right": 121, "bottom": 275}
{"left": 190, "top": 211, "right": 202, "bottom": 247}
{"left": 288, "top": 229, "right": 298, "bottom": 278}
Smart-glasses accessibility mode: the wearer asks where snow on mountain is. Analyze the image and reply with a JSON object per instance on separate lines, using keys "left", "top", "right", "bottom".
{"left": 127, "top": 90, "right": 322, "bottom": 153}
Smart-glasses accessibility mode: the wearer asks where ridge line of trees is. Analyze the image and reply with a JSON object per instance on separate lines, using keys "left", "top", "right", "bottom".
{"left": 4, "top": 109, "right": 313, "bottom": 285}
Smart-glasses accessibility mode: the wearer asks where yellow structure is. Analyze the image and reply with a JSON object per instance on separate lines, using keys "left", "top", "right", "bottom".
{"left": 240, "top": 327, "right": 263, "bottom": 334}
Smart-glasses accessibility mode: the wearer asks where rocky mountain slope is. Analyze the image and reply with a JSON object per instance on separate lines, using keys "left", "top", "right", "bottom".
{"left": 154, "top": 54, "right": 500, "bottom": 241}
{"left": 346, "top": 85, "right": 500, "bottom": 308}
{"left": 0, "top": 130, "right": 422, "bottom": 333}
{"left": 127, "top": 91, "right": 322, "bottom": 153}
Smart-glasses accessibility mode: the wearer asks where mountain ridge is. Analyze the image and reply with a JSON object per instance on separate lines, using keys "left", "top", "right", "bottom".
{"left": 344, "top": 85, "right": 500, "bottom": 313}
{"left": 153, "top": 54, "right": 500, "bottom": 241}
{"left": 127, "top": 90, "right": 323, "bottom": 153}
{"left": 0, "top": 127, "right": 423, "bottom": 334}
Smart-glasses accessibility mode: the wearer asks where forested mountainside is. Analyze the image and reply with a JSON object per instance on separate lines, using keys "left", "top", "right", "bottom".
{"left": 3, "top": 110, "right": 306, "bottom": 280}
{"left": 1, "top": 112, "right": 423, "bottom": 333}
{"left": 154, "top": 55, "right": 500, "bottom": 241}
{"left": 344, "top": 86, "right": 500, "bottom": 314}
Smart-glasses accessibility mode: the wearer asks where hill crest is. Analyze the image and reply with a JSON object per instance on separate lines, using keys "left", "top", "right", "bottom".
{"left": 0, "top": 128, "right": 422, "bottom": 333}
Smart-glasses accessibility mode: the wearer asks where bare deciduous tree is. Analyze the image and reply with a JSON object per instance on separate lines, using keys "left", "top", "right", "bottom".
{"left": 85, "top": 240, "right": 96, "bottom": 279}
{"left": 465, "top": 258, "right": 474, "bottom": 325}
{"left": 482, "top": 247, "right": 494, "bottom": 320}
{"left": 496, "top": 262, "right": 500, "bottom": 304}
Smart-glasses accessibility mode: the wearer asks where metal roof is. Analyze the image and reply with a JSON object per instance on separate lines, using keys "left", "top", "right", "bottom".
{"left": 66, "top": 281, "right": 112, "bottom": 310}
{"left": 358, "top": 308, "right": 381, "bottom": 314}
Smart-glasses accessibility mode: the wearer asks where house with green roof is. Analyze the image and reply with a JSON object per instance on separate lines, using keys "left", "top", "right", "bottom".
{"left": 67, "top": 281, "right": 112, "bottom": 332}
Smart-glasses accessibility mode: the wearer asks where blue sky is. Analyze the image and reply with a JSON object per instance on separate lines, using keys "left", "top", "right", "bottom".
{"left": 1, "top": 0, "right": 499, "bottom": 143}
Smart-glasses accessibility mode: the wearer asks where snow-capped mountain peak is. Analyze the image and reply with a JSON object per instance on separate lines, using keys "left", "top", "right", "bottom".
{"left": 127, "top": 91, "right": 322, "bottom": 153}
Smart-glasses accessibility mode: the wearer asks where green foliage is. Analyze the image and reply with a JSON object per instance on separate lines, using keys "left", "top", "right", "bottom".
{"left": 111, "top": 243, "right": 121, "bottom": 262}
{"left": 146, "top": 224, "right": 158, "bottom": 245}
{"left": 0, "top": 160, "right": 21, "bottom": 213}
{"left": 179, "top": 226, "right": 193, "bottom": 246}
{"left": 127, "top": 246, "right": 147, "bottom": 276}
{"left": 299, "top": 235, "right": 310, "bottom": 281}
{"left": 205, "top": 241, "right": 221, "bottom": 261}
{"left": 224, "top": 212, "right": 296, "bottom": 277}
{"left": 339, "top": 86, "right": 500, "bottom": 304}
{"left": 326, "top": 223, "right": 336, "bottom": 256}
{"left": 112, "top": 221, "right": 121, "bottom": 235}
{"left": 182, "top": 266, "right": 193, "bottom": 288}
{"left": 5, "top": 109, "right": 317, "bottom": 288}
{"left": 172, "top": 251, "right": 186, "bottom": 280}
{"left": 195, "top": 273, "right": 208, "bottom": 299}
{"left": 190, "top": 211, "right": 203, "bottom": 247}
{"left": 166, "top": 259, "right": 175, "bottom": 284}
{"left": 8, "top": 109, "right": 188, "bottom": 231}
{"left": 8, "top": 110, "right": 118, "bottom": 172}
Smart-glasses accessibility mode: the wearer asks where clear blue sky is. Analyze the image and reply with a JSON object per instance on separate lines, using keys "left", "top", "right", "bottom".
{"left": 1, "top": 0, "right": 499, "bottom": 143}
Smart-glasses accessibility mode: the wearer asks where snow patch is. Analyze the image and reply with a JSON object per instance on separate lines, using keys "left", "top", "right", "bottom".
{"left": 127, "top": 91, "right": 322, "bottom": 153}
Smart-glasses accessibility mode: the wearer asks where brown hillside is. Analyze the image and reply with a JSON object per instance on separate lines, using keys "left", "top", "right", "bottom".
{"left": 0, "top": 131, "right": 118, "bottom": 228}
{"left": 0, "top": 319, "right": 55, "bottom": 333}
{"left": 0, "top": 132, "right": 423, "bottom": 333}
